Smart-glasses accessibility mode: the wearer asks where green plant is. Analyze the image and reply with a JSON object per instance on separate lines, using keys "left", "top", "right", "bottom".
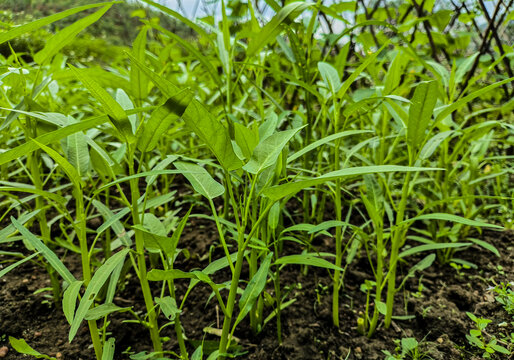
{"left": 466, "top": 312, "right": 511, "bottom": 359}
{"left": 0, "top": 0, "right": 513, "bottom": 359}
{"left": 492, "top": 282, "right": 514, "bottom": 316}
{"left": 382, "top": 337, "right": 432, "bottom": 360}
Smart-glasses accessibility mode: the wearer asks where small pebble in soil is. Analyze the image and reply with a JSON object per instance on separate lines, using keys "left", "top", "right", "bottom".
{"left": 0, "top": 346, "right": 8, "bottom": 358}
{"left": 22, "top": 279, "right": 29, "bottom": 283}
{"left": 34, "top": 331, "right": 42, "bottom": 337}
{"left": 56, "top": 352, "right": 62, "bottom": 359}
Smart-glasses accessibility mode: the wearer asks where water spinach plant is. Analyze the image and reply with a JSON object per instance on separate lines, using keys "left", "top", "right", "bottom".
{"left": 0, "top": 0, "right": 512, "bottom": 359}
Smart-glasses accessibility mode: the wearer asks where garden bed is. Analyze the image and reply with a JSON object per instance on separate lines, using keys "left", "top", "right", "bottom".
{"left": 2, "top": 227, "right": 512, "bottom": 360}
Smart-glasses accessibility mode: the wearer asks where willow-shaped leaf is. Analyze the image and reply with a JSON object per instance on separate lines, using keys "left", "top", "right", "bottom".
{"left": 102, "top": 338, "right": 115, "bottom": 360}
{"left": 243, "top": 126, "right": 304, "bottom": 174}
{"left": 69, "top": 248, "right": 129, "bottom": 341}
{"left": 337, "top": 41, "right": 389, "bottom": 99}
{"left": 137, "top": 93, "right": 189, "bottom": 153}
{"left": 234, "top": 123, "right": 258, "bottom": 160}
{"left": 405, "top": 213, "right": 503, "bottom": 229}
{"left": 32, "top": 139, "right": 82, "bottom": 189}
{"left": 435, "top": 77, "right": 514, "bottom": 124}
{"left": 69, "top": 65, "right": 134, "bottom": 143}
{"left": 11, "top": 217, "right": 75, "bottom": 284}
{"left": 287, "top": 130, "right": 370, "bottom": 163}
{"left": 62, "top": 119, "right": 90, "bottom": 176}
{"left": 62, "top": 280, "right": 83, "bottom": 325}
{"left": 263, "top": 166, "right": 441, "bottom": 202}
{"left": 318, "top": 61, "right": 341, "bottom": 95}
{"left": 174, "top": 162, "right": 225, "bottom": 200}
{"left": 0, "top": 252, "right": 39, "bottom": 279}
{"left": 34, "top": 5, "right": 112, "bottom": 64}
{"left": 126, "top": 52, "right": 182, "bottom": 98}
{"left": 407, "top": 80, "right": 438, "bottom": 153}
{"left": 247, "top": 2, "right": 312, "bottom": 57}
{"left": 275, "top": 254, "right": 343, "bottom": 271}
{"left": 235, "top": 252, "right": 273, "bottom": 327}
{"left": 0, "top": 115, "right": 106, "bottom": 167}
{"left": 419, "top": 130, "right": 454, "bottom": 160}
{"left": 182, "top": 100, "right": 243, "bottom": 171}
{"left": 8, "top": 337, "right": 56, "bottom": 360}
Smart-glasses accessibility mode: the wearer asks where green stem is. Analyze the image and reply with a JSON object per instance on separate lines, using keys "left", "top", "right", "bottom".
{"left": 128, "top": 149, "right": 162, "bottom": 354}
{"left": 76, "top": 190, "right": 102, "bottom": 359}
{"left": 218, "top": 245, "right": 245, "bottom": 358}
{"left": 367, "top": 226, "right": 384, "bottom": 337}
{"left": 384, "top": 171, "right": 412, "bottom": 328}
{"left": 332, "top": 99, "right": 343, "bottom": 327}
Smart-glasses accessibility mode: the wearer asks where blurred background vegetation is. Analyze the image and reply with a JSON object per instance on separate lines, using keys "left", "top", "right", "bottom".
{"left": 0, "top": 0, "right": 193, "bottom": 64}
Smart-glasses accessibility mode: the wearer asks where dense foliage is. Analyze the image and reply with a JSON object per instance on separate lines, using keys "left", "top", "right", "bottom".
{"left": 0, "top": 0, "right": 513, "bottom": 359}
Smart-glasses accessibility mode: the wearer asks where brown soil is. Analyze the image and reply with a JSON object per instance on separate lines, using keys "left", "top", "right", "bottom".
{"left": 1, "top": 218, "right": 513, "bottom": 360}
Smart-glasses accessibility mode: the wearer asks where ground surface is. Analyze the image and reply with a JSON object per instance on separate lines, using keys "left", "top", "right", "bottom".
{"left": 1, "top": 219, "right": 513, "bottom": 359}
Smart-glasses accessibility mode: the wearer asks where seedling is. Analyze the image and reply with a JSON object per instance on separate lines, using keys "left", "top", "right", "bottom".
{"left": 466, "top": 312, "right": 511, "bottom": 359}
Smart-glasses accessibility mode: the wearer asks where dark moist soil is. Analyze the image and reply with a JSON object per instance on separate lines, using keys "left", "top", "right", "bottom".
{"left": 1, "top": 218, "right": 513, "bottom": 360}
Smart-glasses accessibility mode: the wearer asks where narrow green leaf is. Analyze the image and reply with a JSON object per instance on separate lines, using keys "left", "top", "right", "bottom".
{"left": 137, "top": 92, "right": 189, "bottom": 153}
{"left": 419, "top": 130, "right": 454, "bottom": 160}
{"left": 92, "top": 200, "right": 131, "bottom": 246}
{"left": 337, "top": 41, "right": 389, "bottom": 98}
{"left": 145, "top": 155, "right": 178, "bottom": 186}
{"left": 406, "top": 213, "right": 503, "bottom": 229}
{"left": 191, "top": 345, "right": 203, "bottom": 360}
{"left": 384, "top": 50, "right": 410, "bottom": 94}
{"left": 84, "top": 303, "right": 128, "bottom": 320}
{"left": 63, "top": 280, "right": 83, "bottom": 325}
{"left": 102, "top": 338, "right": 115, "bottom": 360}
{"left": 275, "top": 254, "right": 343, "bottom": 271}
{"left": 263, "top": 165, "right": 442, "bottom": 202}
{"left": 174, "top": 162, "right": 225, "bottom": 200}
{"left": 181, "top": 100, "right": 243, "bottom": 171}
{"left": 407, "top": 80, "right": 438, "bottom": 153}
{"left": 155, "top": 296, "right": 181, "bottom": 320}
{"left": 69, "top": 248, "right": 129, "bottom": 341}
{"left": 0, "top": 252, "right": 39, "bottom": 279}
{"left": 0, "top": 2, "right": 115, "bottom": 45}
{"left": 11, "top": 217, "right": 75, "bottom": 284}
{"left": 0, "top": 115, "right": 107, "bottom": 167}
{"left": 0, "top": 210, "right": 40, "bottom": 243}
{"left": 235, "top": 252, "right": 273, "bottom": 327}
{"left": 243, "top": 126, "right": 305, "bottom": 174}
{"left": 32, "top": 139, "right": 82, "bottom": 189}
{"left": 126, "top": 52, "right": 182, "bottom": 98}
{"left": 143, "top": 20, "right": 222, "bottom": 87}
{"left": 287, "top": 130, "right": 371, "bottom": 163}
{"left": 234, "top": 123, "right": 258, "bottom": 160}
{"left": 9, "top": 337, "right": 56, "bottom": 360}
{"left": 318, "top": 61, "right": 341, "bottom": 95}
{"left": 69, "top": 65, "right": 134, "bottom": 143}
{"left": 435, "top": 77, "right": 514, "bottom": 124}
{"left": 96, "top": 169, "right": 189, "bottom": 193}
{"left": 34, "top": 5, "right": 112, "bottom": 64}
{"left": 63, "top": 120, "right": 90, "bottom": 176}
{"left": 407, "top": 254, "right": 435, "bottom": 276}
{"left": 0, "top": 187, "right": 67, "bottom": 207}
{"left": 399, "top": 243, "right": 471, "bottom": 258}
{"left": 247, "top": 2, "right": 312, "bottom": 57}
{"left": 454, "top": 53, "right": 479, "bottom": 86}
{"left": 147, "top": 268, "right": 196, "bottom": 281}
{"left": 467, "top": 238, "right": 499, "bottom": 257}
